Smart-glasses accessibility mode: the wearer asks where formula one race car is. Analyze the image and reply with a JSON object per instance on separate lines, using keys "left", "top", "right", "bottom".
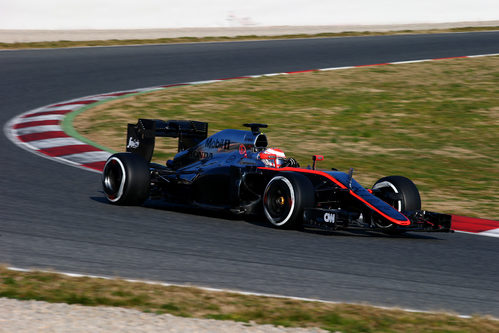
{"left": 102, "top": 119, "right": 452, "bottom": 234}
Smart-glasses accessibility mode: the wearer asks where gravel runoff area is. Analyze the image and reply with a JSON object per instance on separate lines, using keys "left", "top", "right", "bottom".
{"left": 0, "top": 298, "right": 327, "bottom": 333}
{"left": 1, "top": 21, "right": 499, "bottom": 43}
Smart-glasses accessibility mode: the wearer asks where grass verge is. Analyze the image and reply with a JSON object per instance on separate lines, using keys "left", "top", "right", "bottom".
{"left": 74, "top": 56, "right": 499, "bottom": 219}
{"left": 1, "top": 26, "right": 498, "bottom": 49}
{"left": 1, "top": 267, "right": 497, "bottom": 332}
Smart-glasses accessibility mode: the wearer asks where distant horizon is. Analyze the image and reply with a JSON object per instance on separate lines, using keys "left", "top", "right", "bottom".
{"left": 1, "top": 0, "right": 498, "bottom": 30}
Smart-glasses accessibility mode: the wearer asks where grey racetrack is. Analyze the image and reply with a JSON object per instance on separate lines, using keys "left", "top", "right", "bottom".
{"left": 1, "top": 32, "right": 498, "bottom": 316}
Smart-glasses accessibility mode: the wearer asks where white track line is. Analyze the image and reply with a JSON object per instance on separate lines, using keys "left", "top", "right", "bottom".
{"left": 6, "top": 265, "right": 482, "bottom": 319}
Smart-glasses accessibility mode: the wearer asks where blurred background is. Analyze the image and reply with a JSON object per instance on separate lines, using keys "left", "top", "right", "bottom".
{"left": 1, "top": 0, "right": 498, "bottom": 30}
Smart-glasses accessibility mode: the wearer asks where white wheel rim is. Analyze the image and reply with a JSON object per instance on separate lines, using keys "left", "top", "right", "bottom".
{"left": 263, "top": 176, "right": 295, "bottom": 226}
{"left": 103, "top": 157, "right": 126, "bottom": 203}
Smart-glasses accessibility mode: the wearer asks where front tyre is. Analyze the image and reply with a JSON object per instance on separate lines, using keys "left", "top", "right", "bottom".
{"left": 372, "top": 175, "right": 421, "bottom": 212}
{"left": 102, "top": 153, "right": 150, "bottom": 205}
{"left": 263, "top": 173, "right": 314, "bottom": 229}
{"left": 372, "top": 175, "right": 421, "bottom": 233}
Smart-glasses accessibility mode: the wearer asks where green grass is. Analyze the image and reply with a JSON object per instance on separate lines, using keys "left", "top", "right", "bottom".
{"left": 1, "top": 26, "right": 498, "bottom": 49}
{"left": 75, "top": 56, "right": 499, "bottom": 219}
{"left": 1, "top": 267, "right": 498, "bottom": 332}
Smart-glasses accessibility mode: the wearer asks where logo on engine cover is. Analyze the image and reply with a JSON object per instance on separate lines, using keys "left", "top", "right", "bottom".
{"left": 127, "top": 137, "right": 140, "bottom": 149}
{"left": 323, "top": 212, "right": 336, "bottom": 224}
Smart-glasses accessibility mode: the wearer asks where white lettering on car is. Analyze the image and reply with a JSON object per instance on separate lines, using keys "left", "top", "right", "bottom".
{"left": 127, "top": 137, "right": 140, "bottom": 149}
{"left": 323, "top": 212, "right": 335, "bottom": 223}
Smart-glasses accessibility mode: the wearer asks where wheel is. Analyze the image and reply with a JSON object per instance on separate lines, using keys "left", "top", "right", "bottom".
{"left": 372, "top": 175, "right": 421, "bottom": 233}
{"left": 263, "top": 173, "right": 314, "bottom": 229}
{"left": 372, "top": 175, "right": 421, "bottom": 212}
{"left": 102, "top": 152, "right": 150, "bottom": 205}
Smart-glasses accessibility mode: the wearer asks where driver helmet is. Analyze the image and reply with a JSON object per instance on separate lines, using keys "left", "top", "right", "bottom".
{"left": 259, "top": 148, "right": 286, "bottom": 168}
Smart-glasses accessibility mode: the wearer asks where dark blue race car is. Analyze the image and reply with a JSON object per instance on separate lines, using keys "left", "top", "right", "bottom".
{"left": 102, "top": 119, "right": 451, "bottom": 234}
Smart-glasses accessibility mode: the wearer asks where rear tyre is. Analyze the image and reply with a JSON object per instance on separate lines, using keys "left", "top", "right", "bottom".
{"left": 372, "top": 175, "right": 421, "bottom": 233}
{"left": 102, "top": 153, "right": 150, "bottom": 205}
{"left": 263, "top": 173, "right": 314, "bottom": 229}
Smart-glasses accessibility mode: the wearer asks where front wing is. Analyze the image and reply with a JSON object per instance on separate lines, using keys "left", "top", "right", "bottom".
{"left": 303, "top": 208, "right": 452, "bottom": 232}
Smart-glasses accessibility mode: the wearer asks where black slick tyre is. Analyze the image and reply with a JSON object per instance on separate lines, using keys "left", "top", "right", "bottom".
{"left": 263, "top": 173, "right": 314, "bottom": 229}
{"left": 372, "top": 175, "right": 421, "bottom": 212}
{"left": 372, "top": 175, "right": 421, "bottom": 233}
{"left": 102, "top": 152, "right": 150, "bottom": 205}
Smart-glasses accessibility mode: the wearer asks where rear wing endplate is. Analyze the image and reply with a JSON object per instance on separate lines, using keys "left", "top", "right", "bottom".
{"left": 126, "top": 119, "right": 208, "bottom": 162}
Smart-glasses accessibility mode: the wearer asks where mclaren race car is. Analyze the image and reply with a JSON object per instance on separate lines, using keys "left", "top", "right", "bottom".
{"left": 102, "top": 119, "right": 452, "bottom": 233}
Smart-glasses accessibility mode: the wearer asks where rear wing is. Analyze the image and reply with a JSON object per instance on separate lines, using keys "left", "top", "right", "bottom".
{"left": 126, "top": 119, "right": 208, "bottom": 162}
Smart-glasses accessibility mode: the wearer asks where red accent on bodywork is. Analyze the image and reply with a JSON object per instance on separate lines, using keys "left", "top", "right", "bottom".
{"left": 18, "top": 131, "right": 69, "bottom": 142}
{"left": 261, "top": 167, "right": 348, "bottom": 188}
{"left": 239, "top": 144, "right": 247, "bottom": 155}
{"left": 258, "top": 167, "right": 411, "bottom": 225}
{"left": 13, "top": 120, "right": 60, "bottom": 129}
{"left": 348, "top": 191, "right": 410, "bottom": 225}
{"left": 451, "top": 215, "right": 499, "bottom": 233}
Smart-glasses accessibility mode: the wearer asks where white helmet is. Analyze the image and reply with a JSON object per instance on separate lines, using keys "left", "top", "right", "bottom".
{"left": 259, "top": 148, "right": 286, "bottom": 168}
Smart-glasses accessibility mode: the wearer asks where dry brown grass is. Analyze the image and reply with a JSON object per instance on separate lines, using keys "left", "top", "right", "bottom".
{"left": 1, "top": 267, "right": 498, "bottom": 332}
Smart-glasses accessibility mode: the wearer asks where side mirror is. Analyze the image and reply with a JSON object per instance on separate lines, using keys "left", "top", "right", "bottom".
{"left": 312, "top": 155, "right": 324, "bottom": 170}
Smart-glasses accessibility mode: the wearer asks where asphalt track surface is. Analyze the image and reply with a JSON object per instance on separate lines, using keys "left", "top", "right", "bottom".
{"left": 1, "top": 32, "right": 499, "bottom": 316}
